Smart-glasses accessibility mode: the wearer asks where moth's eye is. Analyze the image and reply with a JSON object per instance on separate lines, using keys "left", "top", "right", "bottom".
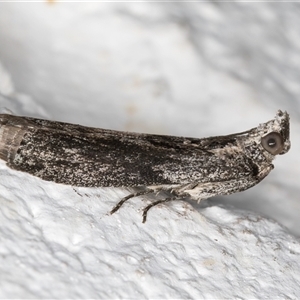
{"left": 261, "top": 132, "right": 284, "bottom": 155}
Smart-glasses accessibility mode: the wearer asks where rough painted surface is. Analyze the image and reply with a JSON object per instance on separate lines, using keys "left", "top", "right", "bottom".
{"left": 0, "top": 2, "right": 299, "bottom": 298}
{"left": 0, "top": 161, "right": 300, "bottom": 299}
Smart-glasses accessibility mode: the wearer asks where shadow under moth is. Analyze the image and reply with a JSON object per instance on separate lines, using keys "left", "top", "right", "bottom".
{"left": 0, "top": 110, "right": 290, "bottom": 222}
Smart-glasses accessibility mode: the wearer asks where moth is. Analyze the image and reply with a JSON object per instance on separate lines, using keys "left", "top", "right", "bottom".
{"left": 0, "top": 110, "right": 290, "bottom": 222}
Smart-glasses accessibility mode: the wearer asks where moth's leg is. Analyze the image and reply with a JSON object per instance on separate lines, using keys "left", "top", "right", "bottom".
{"left": 186, "top": 165, "right": 275, "bottom": 202}
{"left": 110, "top": 188, "right": 154, "bottom": 214}
{"left": 142, "top": 196, "right": 178, "bottom": 223}
{"left": 142, "top": 165, "right": 275, "bottom": 222}
{"left": 140, "top": 183, "right": 198, "bottom": 222}
{"left": 219, "top": 164, "right": 275, "bottom": 195}
{"left": 169, "top": 182, "right": 199, "bottom": 197}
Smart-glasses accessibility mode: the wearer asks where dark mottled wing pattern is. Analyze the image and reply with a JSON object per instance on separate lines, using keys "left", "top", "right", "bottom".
{"left": 5, "top": 116, "right": 255, "bottom": 187}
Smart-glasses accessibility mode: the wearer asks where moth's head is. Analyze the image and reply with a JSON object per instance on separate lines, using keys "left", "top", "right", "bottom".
{"left": 256, "top": 110, "right": 290, "bottom": 157}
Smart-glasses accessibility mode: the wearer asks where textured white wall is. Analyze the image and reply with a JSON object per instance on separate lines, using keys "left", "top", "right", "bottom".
{"left": 0, "top": 2, "right": 299, "bottom": 298}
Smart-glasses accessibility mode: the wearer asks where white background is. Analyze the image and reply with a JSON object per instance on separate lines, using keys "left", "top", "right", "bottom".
{"left": 0, "top": 2, "right": 299, "bottom": 298}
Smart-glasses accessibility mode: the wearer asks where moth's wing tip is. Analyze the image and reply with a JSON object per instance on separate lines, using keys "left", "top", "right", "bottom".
{"left": 0, "top": 115, "right": 27, "bottom": 162}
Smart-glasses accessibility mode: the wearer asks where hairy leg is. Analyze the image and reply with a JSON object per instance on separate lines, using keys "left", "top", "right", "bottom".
{"left": 110, "top": 188, "right": 154, "bottom": 214}
{"left": 142, "top": 196, "right": 179, "bottom": 223}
